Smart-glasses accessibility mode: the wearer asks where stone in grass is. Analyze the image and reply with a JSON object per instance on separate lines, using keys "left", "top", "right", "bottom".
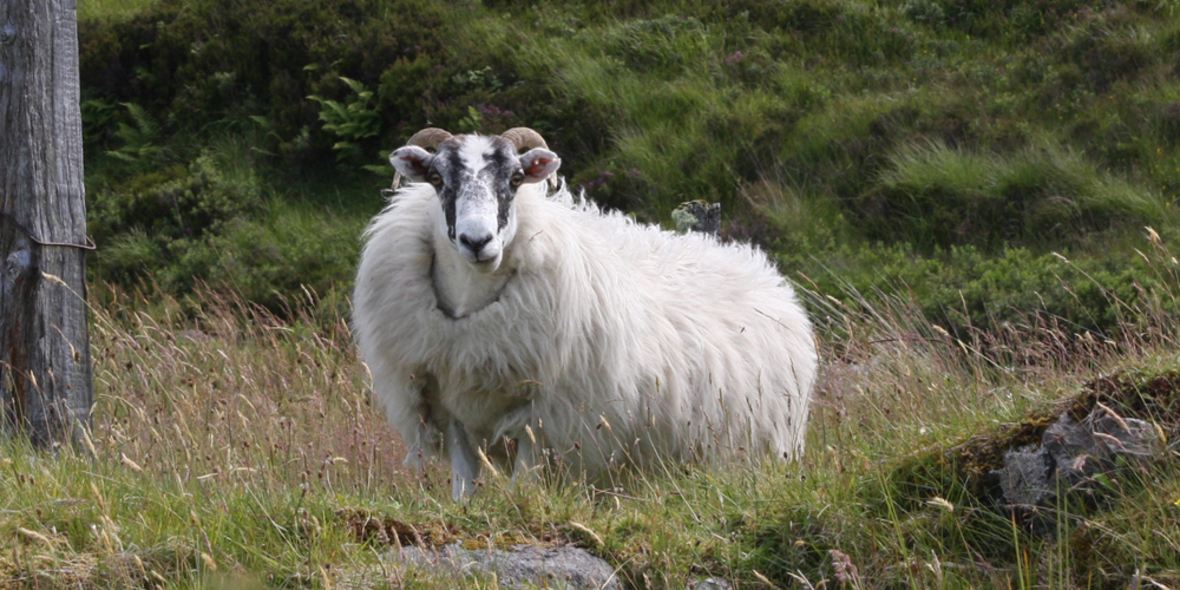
{"left": 393, "top": 543, "right": 622, "bottom": 590}
{"left": 672, "top": 201, "right": 721, "bottom": 237}
{"left": 689, "top": 577, "right": 734, "bottom": 590}
{"left": 994, "top": 404, "right": 1163, "bottom": 519}
{"left": 995, "top": 448, "right": 1052, "bottom": 508}
{"left": 1045, "top": 408, "right": 1161, "bottom": 488}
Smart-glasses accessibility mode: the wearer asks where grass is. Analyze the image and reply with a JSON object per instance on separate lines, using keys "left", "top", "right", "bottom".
{"left": 863, "top": 136, "right": 1173, "bottom": 249}
{"left": 5, "top": 232, "right": 1180, "bottom": 588}
{"left": 77, "top": 0, "right": 156, "bottom": 23}
{"left": 1, "top": 284, "right": 416, "bottom": 588}
{"left": 35, "top": 0, "right": 1180, "bottom": 585}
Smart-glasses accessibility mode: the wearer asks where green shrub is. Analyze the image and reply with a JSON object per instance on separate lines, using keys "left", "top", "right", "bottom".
{"left": 77, "top": 0, "right": 154, "bottom": 22}
{"left": 98, "top": 153, "right": 258, "bottom": 237}
{"left": 855, "top": 139, "right": 1169, "bottom": 250}
{"left": 89, "top": 151, "right": 263, "bottom": 287}
{"left": 377, "top": 55, "right": 435, "bottom": 128}
{"left": 308, "top": 77, "right": 381, "bottom": 166}
{"left": 196, "top": 208, "right": 363, "bottom": 315}
{"left": 79, "top": 0, "right": 452, "bottom": 168}
{"left": 784, "top": 237, "right": 1177, "bottom": 336}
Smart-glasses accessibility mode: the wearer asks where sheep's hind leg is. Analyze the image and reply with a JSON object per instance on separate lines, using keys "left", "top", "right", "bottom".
{"left": 447, "top": 420, "right": 481, "bottom": 499}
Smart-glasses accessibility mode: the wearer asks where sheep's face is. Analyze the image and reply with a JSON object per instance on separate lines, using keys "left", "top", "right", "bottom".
{"left": 390, "top": 135, "right": 560, "bottom": 272}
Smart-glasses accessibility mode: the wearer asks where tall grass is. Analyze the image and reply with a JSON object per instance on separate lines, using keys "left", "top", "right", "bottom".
{"left": 871, "top": 137, "right": 1171, "bottom": 249}
{"left": 3, "top": 232, "right": 1180, "bottom": 588}
{"left": 89, "top": 286, "right": 398, "bottom": 492}
{"left": 55, "top": 0, "right": 1180, "bottom": 581}
{"left": 77, "top": 0, "right": 156, "bottom": 22}
{"left": 1, "top": 285, "right": 408, "bottom": 589}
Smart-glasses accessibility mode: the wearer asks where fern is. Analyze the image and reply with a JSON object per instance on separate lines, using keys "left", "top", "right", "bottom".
{"left": 307, "top": 77, "right": 380, "bottom": 165}
{"left": 106, "top": 102, "right": 168, "bottom": 167}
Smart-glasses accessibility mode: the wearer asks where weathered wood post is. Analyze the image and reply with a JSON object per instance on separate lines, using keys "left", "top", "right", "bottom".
{"left": 0, "top": 0, "right": 93, "bottom": 448}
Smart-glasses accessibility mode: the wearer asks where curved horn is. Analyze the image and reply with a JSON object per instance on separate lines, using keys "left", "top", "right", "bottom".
{"left": 500, "top": 127, "right": 549, "bottom": 151}
{"left": 500, "top": 127, "right": 558, "bottom": 189}
{"left": 391, "top": 128, "right": 454, "bottom": 190}
{"left": 406, "top": 127, "right": 453, "bottom": 150}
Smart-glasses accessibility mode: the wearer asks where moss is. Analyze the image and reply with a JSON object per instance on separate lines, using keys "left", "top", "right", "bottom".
{"left": 1073, "top": 369, "right": 1180, "bottom": 429}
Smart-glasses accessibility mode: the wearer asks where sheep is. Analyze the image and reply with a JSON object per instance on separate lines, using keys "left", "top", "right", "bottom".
{"left": 352, "top": 127, "right": 817, "bottom": 499}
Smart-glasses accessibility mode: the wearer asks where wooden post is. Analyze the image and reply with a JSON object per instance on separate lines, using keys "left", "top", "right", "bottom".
{"left": 0, "top": 0, "right": 93, "bottom": 448}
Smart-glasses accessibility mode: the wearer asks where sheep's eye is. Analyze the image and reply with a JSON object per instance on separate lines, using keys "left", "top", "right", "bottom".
{"left": 510, "top": 172, "right": 524, "bottom": 187}
{"left": 428, "top": 172, "right": 444, "bottom": 187}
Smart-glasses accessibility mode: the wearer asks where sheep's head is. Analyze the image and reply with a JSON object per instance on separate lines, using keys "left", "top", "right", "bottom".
{"left": 390, "top": 128, "right": 560, "bottom": 272}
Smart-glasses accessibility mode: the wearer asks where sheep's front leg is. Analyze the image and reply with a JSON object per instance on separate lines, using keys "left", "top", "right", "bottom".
{"left": 378, "top": 370, "right": 438, "bottom": 473}
{"left": 402, "top": 419, "right": 430, "bottom": 472}
{"left": 447, "top": 420, "right": 481, "bottom": 499}
{"left": 512, "top": 431, "right": 538, "bottom": 486}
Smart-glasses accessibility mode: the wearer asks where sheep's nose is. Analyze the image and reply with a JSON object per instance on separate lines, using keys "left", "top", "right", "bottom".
{"left": 459, "top": 233, "right": 493, "bottom": 254}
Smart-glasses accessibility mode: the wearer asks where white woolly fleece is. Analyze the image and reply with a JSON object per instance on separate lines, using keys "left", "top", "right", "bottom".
{"left": 353, "top": 182, "right": 817, "bottom": 482}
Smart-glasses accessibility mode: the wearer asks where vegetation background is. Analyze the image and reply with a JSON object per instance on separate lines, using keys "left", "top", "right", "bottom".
{"left": 2, "top": 0, "right": 1180, "bottom": 587}
{"left": 74, "top": 0, "right": 1180, "bottom": 335}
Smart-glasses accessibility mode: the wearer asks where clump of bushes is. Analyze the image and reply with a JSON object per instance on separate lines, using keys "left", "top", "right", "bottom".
{"left": 783, "top": 230, "right": 1180, "bottom": 337}
{"left": 88, "top": 145, "right": 362, "bottom": 316}
{"left": 78, "top": 0, "right": 456, "bottom": 170}
{"left": 855, "top": 139, "right": 1168, "bottom": 251}
{"left": 195, "top": 210, "right": 363, "bottom": 315}
{"left": 90, "top": 152, "right": 260, "bottom": 248}
{"left": 89, "top": 151, "right": 263, "bottom": 289}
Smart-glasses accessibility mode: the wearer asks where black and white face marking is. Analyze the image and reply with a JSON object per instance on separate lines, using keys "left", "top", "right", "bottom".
{"left": 390, "top": 134, "right": 561, "bottom": 272}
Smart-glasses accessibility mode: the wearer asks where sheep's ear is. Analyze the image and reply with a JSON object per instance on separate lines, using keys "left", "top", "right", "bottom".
{"left": 518, "top": 148, "right": 561, "bottom": 184}
{"left": 390, "top": 146, "right": 434, "bottom": 182}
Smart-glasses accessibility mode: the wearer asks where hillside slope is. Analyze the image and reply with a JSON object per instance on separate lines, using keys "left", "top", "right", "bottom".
{"left": 78, "top": 0, "right": 1180, "bottom": 331}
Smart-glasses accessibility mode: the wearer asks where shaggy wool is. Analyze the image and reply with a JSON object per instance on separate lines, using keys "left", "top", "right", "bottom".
{"left": 353, "top": 182, "right": 817, "bottom": 482}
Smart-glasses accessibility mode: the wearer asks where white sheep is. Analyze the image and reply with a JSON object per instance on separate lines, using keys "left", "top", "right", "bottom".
{"left": 353, "top": 128, "right": 817, "bottom": 498}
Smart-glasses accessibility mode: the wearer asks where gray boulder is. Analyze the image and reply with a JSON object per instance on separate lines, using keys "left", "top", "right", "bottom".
{"left": 994, "top": 405, "right": 1162, "bottom": 521}
{"left": 689, "top": 577, "right": 734, "bottom": 590}
{"left": 393, "top": 543, "right": 621, "bottom": 590}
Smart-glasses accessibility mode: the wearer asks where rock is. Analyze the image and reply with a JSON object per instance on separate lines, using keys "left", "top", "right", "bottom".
{"left": 993, "top": 404, "right": 1163, "bottom": 525}
{"left": 996, "top": 448, "right": 1051, "bottom": 507}
{"left": 393, "top": 543, "right": 621, "bottom": 590}
{"left": 672, "top": 201, "right": 721, "bottom": 236}
{"left": 689, "top": 577, "right": 734, "bottom": 590}
{"left": 1046, "top": 409, "right": 1160, "bottom": 488}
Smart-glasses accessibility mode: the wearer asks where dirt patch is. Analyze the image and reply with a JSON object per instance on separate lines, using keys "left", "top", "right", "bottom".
{"left": 336, "top": 508, "right": 458, "bottom": 548}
